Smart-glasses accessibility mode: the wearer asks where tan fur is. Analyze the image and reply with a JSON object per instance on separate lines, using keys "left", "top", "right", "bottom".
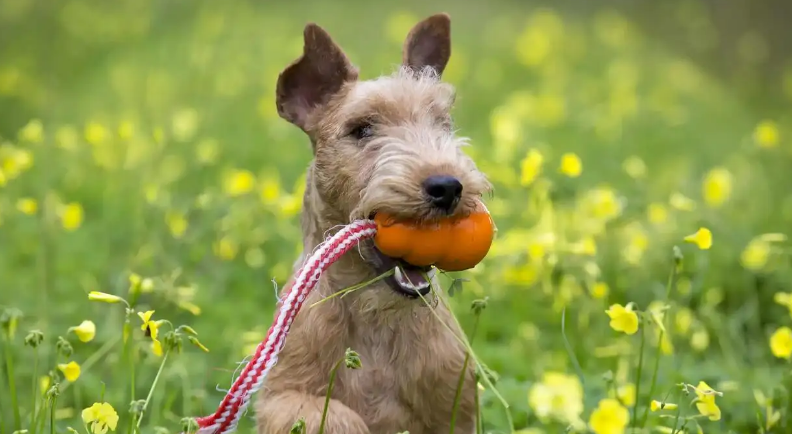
{"left": 255, "top": 13, "right": 491, "bottom": 434}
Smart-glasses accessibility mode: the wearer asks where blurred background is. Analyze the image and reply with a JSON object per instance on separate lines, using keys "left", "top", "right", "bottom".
{"left": 2, "top": 0, "right": 792, "bottom": 432}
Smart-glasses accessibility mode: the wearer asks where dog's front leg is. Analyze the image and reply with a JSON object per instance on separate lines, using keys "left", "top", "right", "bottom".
{"left": 256, "top": 390, "right": 370, "bottom": 434}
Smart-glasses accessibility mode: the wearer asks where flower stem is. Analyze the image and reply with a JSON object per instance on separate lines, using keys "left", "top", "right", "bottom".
{"left": 449, "top": 314, "right": 480, "bottom": 434}
{"left": 30, "top": 347, "right": 40, "bottom": 434}
{"left": 318, "top": 358, "right": 343, "bottom": 434}
{"left": 136, "top": 350, "right": 170, "bottom": 429}
{"left": 49, "top": 394, "right": 58, "bottom": 434}
{"left": 3, "top": 337, "right": 21, "bottom": 431}
{"left": 631, "top": 317, "right": 646, "bottom": 431}
{"left": 641, "top": 260, "right": 678, "bottom": 427}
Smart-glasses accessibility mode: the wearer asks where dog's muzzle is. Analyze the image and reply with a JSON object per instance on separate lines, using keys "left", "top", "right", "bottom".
{"left": 362, "top": 240, "right": 435, "bottom": 298}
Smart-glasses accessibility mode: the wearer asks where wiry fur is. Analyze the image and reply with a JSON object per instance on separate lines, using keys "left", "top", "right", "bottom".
{"left": 255, "top": 13, "right": 491, "bottom": 434}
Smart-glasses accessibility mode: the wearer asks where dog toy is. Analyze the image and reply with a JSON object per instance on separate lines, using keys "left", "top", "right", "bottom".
{"left": 191, "top": 205, "right": 494, "bottom": 434}
{"left": 373, "top": 200, "right": 495, "bottom": 271}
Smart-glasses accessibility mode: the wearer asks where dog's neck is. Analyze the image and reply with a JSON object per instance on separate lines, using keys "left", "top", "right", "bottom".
{"left": 298, "top": 164, "right": 374, "bottom": 288}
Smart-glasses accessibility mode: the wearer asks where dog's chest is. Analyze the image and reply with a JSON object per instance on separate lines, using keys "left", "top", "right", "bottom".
{"left": 337, "top": 310, "right": 469, "bottom": 434}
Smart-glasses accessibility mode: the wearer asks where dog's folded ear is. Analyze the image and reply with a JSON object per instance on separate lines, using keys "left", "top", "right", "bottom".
{"left": 402, "top": 13, "right": 452, "bottom": 78}
{"left": 276, "top": 23, "right": 358, "bottom": 132}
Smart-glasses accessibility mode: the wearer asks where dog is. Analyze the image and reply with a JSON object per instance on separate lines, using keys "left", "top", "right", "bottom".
{"left": 255, "top": 13, "right": 492, "bottom": 434}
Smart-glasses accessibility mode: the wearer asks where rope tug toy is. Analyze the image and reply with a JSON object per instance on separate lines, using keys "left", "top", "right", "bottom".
{"left": 191, "top": 201, "right": 495, "bottom": 434}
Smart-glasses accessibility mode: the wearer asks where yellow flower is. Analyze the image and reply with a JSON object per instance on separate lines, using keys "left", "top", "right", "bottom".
{"left": 16, "top": 198, "right": 38, "bottom": 215}
{"left": 58, "top": 361, "right": 81, "bottom": 382}
{"left": 223, "top": 169, "right": 256, "bottom": 196}
{"left": 528, "top": 371, "right": 584, "bottom": 426}
{"left": 118, "top": 121, "right": 135, "bottom": 140}
{"left": 741, "top": 234, "right": 786, "bottom": 271}
{"left": 214, "top": 237, "right": 238, "bottom": 260}
{"left": 559, "top": 153, "right": 582, "bottom": 177}
{"left": 691, "top": 329, "right": 710, "bottom": 352}
{"left": 19, "top": 119, "right": 44, "bottom": 143}
{"left": 702, "top": 167, "right": 733, "bottom": 208}
{"left": 774, "top": 292, "right": 792, "bottom": 318}
{"left": 669, "top": 192, "right": 696, "bottom": 211}
{"left": 88, "top": 291, "right": 124, "bottom": 304}
{"left": 650, "top": 400, "right": 678, "bottom": 411}
{"left": 152, "top": 339, "right": 164, "bottom": 357}
{"left": 754, "top": 120, "right": 779, "bottom": 148}
{"left": 84, "top": 121, "right": 109, "bottom": 146}
{"left": 684, "top": 227, "right": 712, "bottom": 250}
{"left": 137, "top": 310, "right": 162, "bottom": 340}
{"left": 622, "top": 156, "right": 646, "bottom": 179}
{"left": 60, "top": 202, "right": 84, "bottom": 231}
{"left": 616, "top": 383, "right": 636, "bottom": 407}
{"left": 587, "top": 187, "right": 621, "bottom": 220}
{"left": 647, "top": 203, "right": 668, "bottom": 225}
{"left": 605, "top": 303, "right": 639, "bottom": 335}
{"left": 770, "top": 326, "right": 792, "bottom": 359}
{"left": 69, "top": 320, "right": 96, "bottom": 343}
{"left": 81, "top": 402, "right": 119, "bottom": 434}
{"left": 694, "top": 381, "right": 722, "bottom": 421}
{"left": 520, "top": 149, "right": 544, "bottom": 186}
{"left": 589, "top": 398, "right": 629, "bottom": 434}
{"left": 166, "top": 211, "right": 188, "bottom": 238}
{"left": 591, "top": 282, "right": 609, "bottom": 299}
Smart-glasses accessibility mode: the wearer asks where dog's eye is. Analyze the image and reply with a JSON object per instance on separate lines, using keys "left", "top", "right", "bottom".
{"left": 349, "top": 123, "right": 374, "bottom": 140}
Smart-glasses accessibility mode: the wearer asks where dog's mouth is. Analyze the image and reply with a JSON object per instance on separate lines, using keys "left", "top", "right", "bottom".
{"left": 365, "top": 243, "right": 435, "bottom": 298}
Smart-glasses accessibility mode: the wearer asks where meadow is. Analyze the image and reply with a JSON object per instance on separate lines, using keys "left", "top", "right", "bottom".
{"left": 2, "top": 1, "right": 792, "bottom": 433}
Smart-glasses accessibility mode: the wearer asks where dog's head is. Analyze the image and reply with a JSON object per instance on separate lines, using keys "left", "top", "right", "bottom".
{"left": 276, "top": 14, "right": 491, "bottom": 298}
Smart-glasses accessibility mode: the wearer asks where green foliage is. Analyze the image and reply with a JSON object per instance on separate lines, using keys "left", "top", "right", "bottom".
{"left": 2, "top": 1, "right": 792, "bottom": 434}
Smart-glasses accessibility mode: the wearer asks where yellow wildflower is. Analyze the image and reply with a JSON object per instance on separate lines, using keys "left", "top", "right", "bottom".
{"left": 88, "top": 291, "right": 124, "bottom": 304}
{"left": 16, "top": 198, "right": 38, "bottom": 215}
{"left": 650, "top": 400, "right": 678, "bottom": 411}
{"left": 223, "top": 169, "right": 256, "bottom": 196}
{"left": 694, "top": 381, "right": 722, "bottom": 421}
{"left": 520, "top": 149, "right": 544, "bottom": 186}
{"left": 605, "top": 303, "right": 639, "bottom": 335}
{"left": 166, "top": 211, "right": 188, "bottom": 239}
{"left": 753, "top": 120, "right": 779, "bottom": 148}
{"left": 622, "top": 156, "right": 646, "bottom": 179}
{"left": 69, "top": 320, "right": 96, "bottom": 343}
{"left": 647, "top": 203, "right": 668, "bottom": 225}
{"left": 528, "top": 371, "right": 584, "bottom": 426}
{"left": 58, "top": 361, "right": 81, "bottom": 382}
{"left": 137, "top": 310, "right": 162, "bottom": 340}
{"left": 684, "top": 227, "right": 712, "bottom": 250}
{"left": 60, "top": 202, "right": 84, "bottom": 231}
{"left": 214, "top": 237, "right": 238, "bottom": 260}
{"left": 770, "top": 326, "right": 792, "bottom": 359}
{"left": 152, "top": 339, "right": 163, "bottom": 357}
{"left": 702, "top": 167, "right": 733, "bottom": 208}
{"left": 691, "top": 329, "right": 710, "bottom": 352}
{"left": 741, "top": 233, "right": 786, "bottom": 271}
{"left": 774, "top": 292, "right": 792, "bottom": 318}
{"left": 669, "top": 192, "right": 696, "bottom": 211}
{"left": 81, "top": 402, "right": 119, "bottom": 434}
{"left": 559, "top": 153, "right": 582, "bottom": 178}
{"left": 587, "top": 187, "right": 621, "bottom": 220}
{"left": 589, "top": 398, "right": 629, "bottom": 434}
{"left": 84, "top": 121, "right": 109, "bottom": 146}
{"left": 616, "top": 383, "right": 636, "bottom": 407}
{"left": 19, "top": 119, "right": 44, "bottom": 143}
{"left": 591, "top": 282, "right": 609, "bottom": 299}
{"left": 118, "top": 121, "right": 135, "bottom": 140}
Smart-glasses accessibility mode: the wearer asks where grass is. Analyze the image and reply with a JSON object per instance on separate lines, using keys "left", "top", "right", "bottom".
{"left": 3, "top": 0, "right": 792, "bottom": 433}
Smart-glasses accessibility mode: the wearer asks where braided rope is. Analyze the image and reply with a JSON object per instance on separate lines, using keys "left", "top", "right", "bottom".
{"left": 193, "top": 220, "right": 378, "bottom": 434}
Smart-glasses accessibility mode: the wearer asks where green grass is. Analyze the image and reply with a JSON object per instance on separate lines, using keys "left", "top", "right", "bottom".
{"left": 3, "top": 1, "right": 792, "bottom": 433}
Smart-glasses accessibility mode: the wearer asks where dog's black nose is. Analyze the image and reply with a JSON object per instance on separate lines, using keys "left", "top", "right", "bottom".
{"left": 423, "top": 175, "right": 463, "bottom": 212}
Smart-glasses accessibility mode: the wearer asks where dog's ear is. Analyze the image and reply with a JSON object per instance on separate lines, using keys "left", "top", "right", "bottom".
{"left": 402, "top": 13, "right": 451, "bottom": 77}
{"left": 276, "top": 23, "right": 358, "bottom": 131}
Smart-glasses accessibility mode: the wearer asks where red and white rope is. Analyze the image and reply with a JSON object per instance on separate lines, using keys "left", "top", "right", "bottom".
{"left": 192, "top": 220, "right": 378, "bottom": 434}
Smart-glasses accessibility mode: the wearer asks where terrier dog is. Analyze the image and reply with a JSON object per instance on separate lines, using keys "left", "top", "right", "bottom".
{"left": 255, "top": 13, "right": 491, "bottom": 434}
